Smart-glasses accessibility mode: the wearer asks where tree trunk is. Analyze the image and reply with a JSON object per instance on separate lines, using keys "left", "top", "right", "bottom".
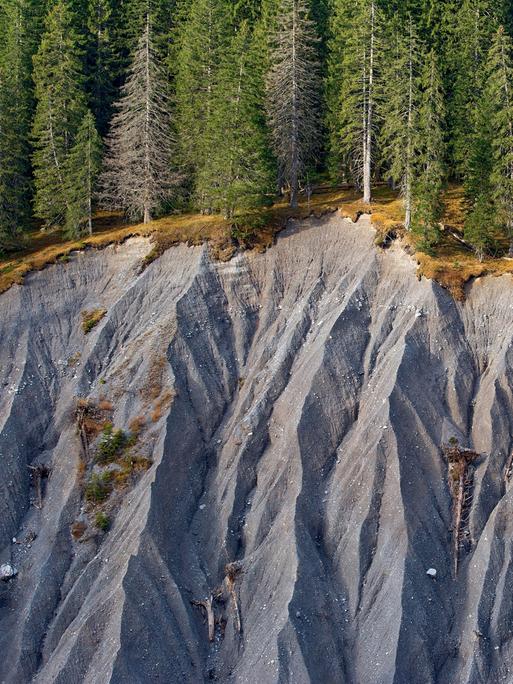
{"left": 144, "top": 205, "right": 151, "bottom": 224}
{"left": 290, "top": 185, "right": 298, "bottom": 208}
{"left": 363, "top": 2, "right": 375, "bottom": 205}
{"left": 405, "top": 190, "right": 412, "bottom": 232}
{"left": 88, "top": 197, "right": 93, "bottom": 235}
{"left": 87, "top": 134, "right": 93, "bottom": 235}
{"left": 405, "top": 20, "right": 414, "bottom": 231}
{"left": 290, "top": 0, "right": 299, "bottom": 208}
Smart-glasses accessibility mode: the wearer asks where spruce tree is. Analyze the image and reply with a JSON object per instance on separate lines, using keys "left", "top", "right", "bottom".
{"left": 121, "top": 0, "right": 176, "bottom": 51}
{"left": 232, "top": 0, "right": 261, "bottom": 25}
{"left": 86, "top": 0, "right": 120, "bottom": 136}
{"left": 463, "top": 94, "right": 495, "bottom": 260}
{"left": 266, "top": 0, "right": 320, "bottom": 207}
{"left": 448, "top": 0, "right": 498, "bottom": 175}
{"left": 380, "top": 18, "right": 423, "bottom": 230}
{"left": 196, "top": 22, "right": 272, "bottom": 217}
{"left": 64, "top": 110, "right": 102, "bottom": 237}
{"left": 175, "top": 0, "right": 230, "bottom": 196}
{"left": 330, "top": 0, "right": 383, "bottom": 203}
{"left": 32, "top": 0, "right": 87, "bottom": 228}
{"left": 411, "top": 50, "right": 446, "bottom": 251}
{"left": 486, "top": 27, "right": 513, "bottom": 254}
{"left": 0, "top": 0, "right": 34, "bottom": 246}
{"left": 101, "top": 17, "right": 180, "bottom": 223}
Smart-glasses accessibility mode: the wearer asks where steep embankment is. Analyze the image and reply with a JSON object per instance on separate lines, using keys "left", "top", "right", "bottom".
{"left": 1, "top": 214, "right": 513, "bottom": 684}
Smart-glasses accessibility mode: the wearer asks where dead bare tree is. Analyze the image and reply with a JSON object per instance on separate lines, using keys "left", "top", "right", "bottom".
{"left": 266, "top": 0, "right": 320, "bottom": 208}
{"left": 101, "top": 15, "right": 181, "bottom": 223}
{"left": 443, "top": 439, "right": 479, "bottom": 577}
{"left": 192, "top": 595, "right": 216, "bottom": 642}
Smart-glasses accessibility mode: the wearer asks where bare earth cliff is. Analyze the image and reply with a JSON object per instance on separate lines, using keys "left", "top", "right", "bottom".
{"left": 2, "top": 214, "right": 513, "bottom": 683}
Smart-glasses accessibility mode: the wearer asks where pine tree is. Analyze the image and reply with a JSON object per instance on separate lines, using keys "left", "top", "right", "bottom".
{"left": 380, "top": 18, "right": 423, "bottom": 230}
{"left": 486, "top": 27, "right": 513, "bottom": 254}
{"left": 32, "top": 0, "right": 87, "bottom": 228}
{"left": 0, "top": 0, "right": 34, "bottom": 246}
{"left": 64, "top": 110, "right": 102, "bottom": 237}
{"left": 411, "top": 50, "right": 446, "bottom": 251}
{"left": 330, "top": 0, "right": 383, "bottom": 203}
{"left": 196, "top": 22, "right": 272, "bottom": 217}
{"left": 266, "top": 0, "right": 320, "bottom": 207}
{"left": 175, "top": 0, "right": 230, "bottom": 195}
{"left": 101, "top": 17, "right": 180, "bottom": 223}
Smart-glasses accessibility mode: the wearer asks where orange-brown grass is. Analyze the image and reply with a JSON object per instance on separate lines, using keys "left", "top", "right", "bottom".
{"left": 113, "top": 456, "right": 153, "bottom": 489}
{"left": 71, "top": 521, "right": 87, "bottom": 540}
{"left": 3, "top": 184, "right": 513, "bottom": 301}
{"left": 128, "top": 415, "right": 146, "bottom": 435}
{"left": 140, "top": 354, "right": 168, "bottom": 402}
{"left": 151, "top": 388, "right": 177, "bottom": 422}
{"left": 0, "top": 188, "right": 398, "bottom": 295}
{"left": 0, "top": 210, "right": 232, "bottom": 294}
{"left": 77, "top": 459, "right": 87, "bottom": 482}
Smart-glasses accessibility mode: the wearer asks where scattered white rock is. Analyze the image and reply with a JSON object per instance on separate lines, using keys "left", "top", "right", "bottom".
{"left": 0, "top": 563, "right": 18, "bottom": 581}
{"left": 426, "top": 568, "right": 437, "bottom": 578}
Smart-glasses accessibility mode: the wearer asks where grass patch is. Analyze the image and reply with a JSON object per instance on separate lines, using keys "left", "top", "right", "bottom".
{"left": 95, "top": 422, "right": 138, "bottom": 465}
{"left": 81, "top": 308, "right": 107, "bottom": 334}
{"left": 82, "top": 309, "right": 107, "bottom": 335}
{"left": 151, "top": 389, "right": 176, "bottom": 422}
{"left": 71, "top": 520, "right": 87, "bottom": 540}
{"left": 94, "top": 511, "right": 110, "bottom": 531}
{"left": 85, "top": 471, "right": 114, "bottom": 503}
{"left": 415, "top": 185, "right": 513, "bottom": 299}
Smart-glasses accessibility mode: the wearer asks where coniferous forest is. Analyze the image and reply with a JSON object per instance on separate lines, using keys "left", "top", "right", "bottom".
{"left": 2, "top": 0, "right": 513, "bottom": 261}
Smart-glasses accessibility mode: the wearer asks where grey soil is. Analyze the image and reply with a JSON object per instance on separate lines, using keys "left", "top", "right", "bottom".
{"left": 1, "top": 214, "right": 513, "bottom": 683}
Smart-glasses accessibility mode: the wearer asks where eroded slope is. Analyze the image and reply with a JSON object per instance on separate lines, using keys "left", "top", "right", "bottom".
{"left": 1, "top": 215, "right": 513, "bottom": 684}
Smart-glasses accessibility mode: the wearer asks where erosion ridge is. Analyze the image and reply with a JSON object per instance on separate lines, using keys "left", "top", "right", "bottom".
{"left": 1, "top": 213, "right": 513, "bottom": 683}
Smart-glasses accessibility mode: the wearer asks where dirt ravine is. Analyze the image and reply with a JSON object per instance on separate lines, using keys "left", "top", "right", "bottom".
{"left": 1, "top": 214, "right": 513, "bottom": 684}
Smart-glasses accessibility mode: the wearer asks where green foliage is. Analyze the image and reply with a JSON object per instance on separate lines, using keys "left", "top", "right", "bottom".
{"left": 96, "top": 423, "right": 127, "bottom": 464}
{"left": 32, "top": 0, "right": 87, "bottom": 228}
{"left": 175, "top": 0, "right": 231, "bottom": 181}
{"left": 411, "top": 50, "right": 446, "bottom": 251}
{"left": 64, "top": 110, "right": 102, "bottom": 237}
{"left": 195, "top": 22, "right": 273, "bottom": 216}
{"left": 447, "top": 0, "right": 499, "bottom": 176}
{"left": 380, "top": 18, "right": 424, "bottom": 228}
{"left": 328, "top": 0, "right": 384, "bottom": 200}
{"left": 461, "top": 25, "right": 513, "bottom": 258}
{"left": 94, "top": 511, "right": 110, "bottom": 531}
{"left": 464, "top": 193, "right": 497, "bottom": 261}
{"left": 486, "top": 27, "right": 513, "bottom": 253}
{"left": 0, "top": 0, "right": 37, "bottom": 245}
{"left": 86, "top": 0, "right": 121, "bottom": 135}
{"left": 231, "top": 212, "right": 271, "bottom": 245}
{"left": 3, "top": 0, "right": 513, "bottom": 260}
{"left": 85, "top": 471, "right": 113, "bottom": 502}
